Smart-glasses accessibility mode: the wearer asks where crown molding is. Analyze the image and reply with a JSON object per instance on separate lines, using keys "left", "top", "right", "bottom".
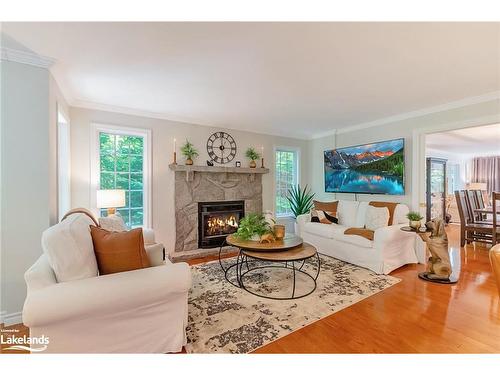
{"left": 310, "top": 91, "right": 500, "bottom": 139}
{"left": 71, "top": 99, "right": 220, "bottom": 127}
{"left": 71, "top": 91, "right": 500, "bottom": 141}
{"left": 70, "top": 99, "right": 308, "bottom": 140}
{"left": 0, "top": 47, "right": 55, "bottom": 69}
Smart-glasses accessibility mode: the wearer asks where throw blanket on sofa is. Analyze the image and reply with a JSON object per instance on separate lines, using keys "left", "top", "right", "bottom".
{"left": 344, "top": 228, "right": 375, "bottom": 241}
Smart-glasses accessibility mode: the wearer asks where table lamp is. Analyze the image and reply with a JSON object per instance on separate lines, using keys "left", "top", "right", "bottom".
{"left": 97, "top": 189, "right": 126, "bottom": 215}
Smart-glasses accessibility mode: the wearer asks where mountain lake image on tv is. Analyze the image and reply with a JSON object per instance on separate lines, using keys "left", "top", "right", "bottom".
{"left": 324, "top": 138, "right": 405, "bottom": 195}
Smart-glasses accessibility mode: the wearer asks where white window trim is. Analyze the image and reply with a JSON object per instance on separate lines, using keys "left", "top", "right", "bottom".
{"left": 274, "top": 145, "right": 300, "bottom": 219}
{"left": 57, "top": 108, "right": 71, "bottom": 222}
{"left": 90, "top": 123, "right": 152, "bottom": 228}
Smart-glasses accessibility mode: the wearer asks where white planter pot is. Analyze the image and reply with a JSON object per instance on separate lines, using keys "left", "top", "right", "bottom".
{"left": 409, "top": 220, "right": 422, "bottom": 230}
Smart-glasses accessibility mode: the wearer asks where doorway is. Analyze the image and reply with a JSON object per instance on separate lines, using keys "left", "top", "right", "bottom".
{"left": 424, "top": 122, "right": 500, "bottom": 224}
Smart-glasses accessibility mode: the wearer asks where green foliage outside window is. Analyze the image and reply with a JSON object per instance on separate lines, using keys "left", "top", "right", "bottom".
{"left": 99, "top": 132, "right": 145, "bottom": 228}
{"left": 275, "top": 150, "right": 297, "bottom": 216}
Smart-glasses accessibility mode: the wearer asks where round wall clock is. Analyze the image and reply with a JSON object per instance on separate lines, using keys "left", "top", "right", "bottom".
{"left": 206, "top": 132, "right": 237, "bottom": 164}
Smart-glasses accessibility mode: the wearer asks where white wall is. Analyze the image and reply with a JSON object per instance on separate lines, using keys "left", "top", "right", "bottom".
{"left": 308, "top": 132, "right": 336, "bottom": 202}
{"left": 309, "top": 99, "right": 500, "bottom": 209}
{"left": 69, "top": 107, "right": 310, "bottom": 253}
{"left": 1, "top": 60, "right": 50, "bottom": 322}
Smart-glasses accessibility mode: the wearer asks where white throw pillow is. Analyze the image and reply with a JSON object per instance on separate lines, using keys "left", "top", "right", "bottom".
{"left": 354, "top": 202, "right": 369, "bottom": 228}
{"left": 337, "top": 200, "right": 360, "bottom": 227}
{"left": 99, "top": 214, "right": 127, "bottom": 232}
{"left": 365, "top": 206, "right": 390, "bottom": 231}
{"left": 393, "top": 204, "right": 409, "bottom": 224}
{"left": 42, "top": 213, "right": 98, "bottom": 282}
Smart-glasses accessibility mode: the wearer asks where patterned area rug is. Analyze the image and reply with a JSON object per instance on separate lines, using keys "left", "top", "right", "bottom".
{"left": 186, "top": 254, "right": 400, "bottom": 353}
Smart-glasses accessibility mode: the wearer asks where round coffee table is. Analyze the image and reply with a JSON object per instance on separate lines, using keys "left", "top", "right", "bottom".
{"left": 219, "top": 234, "right": 320, "bottom": 300}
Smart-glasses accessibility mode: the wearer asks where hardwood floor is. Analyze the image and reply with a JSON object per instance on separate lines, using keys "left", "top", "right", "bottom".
{"left": 2, "top": 224, "right": 499, "bottom": 354}
{"left": 253, "top": 224, "right": 500, "bottom": 353}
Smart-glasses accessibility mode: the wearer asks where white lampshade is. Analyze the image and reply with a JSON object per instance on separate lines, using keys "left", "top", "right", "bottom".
{"left": 96, "top": 189, "right": 126, "bottom": 209}
{"left": 467, "top": 182, "right": 487, "bottom": 191}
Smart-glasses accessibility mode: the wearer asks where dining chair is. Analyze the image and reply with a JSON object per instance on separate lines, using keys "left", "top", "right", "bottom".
{"left": 475, "top": 190, "right": 486, "bottom": 209}
{"left": 465, "top": 190, "right": 491, "bottom": 225}
{"left": 466, "top": 190, "right": 482, "bottom": 222}
{"left": 455, "top": 190, "right": 493, "bottom": 247}
{"left": 473, "top": 189, "right": 488, "bottom": 221}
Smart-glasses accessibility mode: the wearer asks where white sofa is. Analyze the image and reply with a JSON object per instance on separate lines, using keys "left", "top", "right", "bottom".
{"left": 296, "top": 200, "right": 420, "bottom": 274}
{"left": 23, "top": 213, "right": 191, "bottom": 353}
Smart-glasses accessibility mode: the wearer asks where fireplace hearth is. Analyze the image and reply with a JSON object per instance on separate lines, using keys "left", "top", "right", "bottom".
{"left": 198, "top": 200, "right": 245, "bottom": 248}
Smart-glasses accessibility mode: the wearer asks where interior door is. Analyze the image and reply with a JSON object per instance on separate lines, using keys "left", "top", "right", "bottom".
{"left": 426, "top": 158, "right": 447, "bottom": 222}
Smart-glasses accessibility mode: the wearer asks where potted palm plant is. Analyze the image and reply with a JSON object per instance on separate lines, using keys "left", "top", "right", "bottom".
{"left": 245, "top": 147, "right": 260, "bottom": 168}
{"left": 286, "top": 184, "right": 315, "bottom": 233}
{"left": 180, "top": 140, "right": 199, "bottom": 165}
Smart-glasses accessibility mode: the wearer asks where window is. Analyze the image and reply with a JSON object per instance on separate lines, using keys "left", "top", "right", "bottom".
{"left": 447, "top": 163, "right": 461, "bottom": 194}
{"left": 275, "top": 149, "right": 298, "bottom": 217}
{"left": 91, "top": 124, "right": 151, "bottom": 228}
{"left": 57, "top": 110, "right": 71, "bottom": 221}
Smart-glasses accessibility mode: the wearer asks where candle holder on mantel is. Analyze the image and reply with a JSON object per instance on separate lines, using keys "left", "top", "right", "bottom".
{"left": 261, "top": 157, "right": 265, "bottom": 168}
{"left": 173, "top": 151, "right": 177, "bottom": 165}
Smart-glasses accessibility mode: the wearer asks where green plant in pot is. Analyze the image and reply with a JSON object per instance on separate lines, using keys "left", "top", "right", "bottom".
{"left": 180, "top": 140, "right": 199, "bottom": 165}
{"left": 245, "top": 147, "right": 260, "bottom": 168}
{"left": 233, "top": 213, "right": 272, "bottom": 241}
{"left": 407, "top": 211, "right": 424, "bottom": 230}
{"left": 286, "top": 184, "right": 315, "bottom": 219}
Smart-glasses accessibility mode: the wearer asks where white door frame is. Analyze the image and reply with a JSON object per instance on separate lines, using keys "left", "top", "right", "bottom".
{"left": 411, "top": 114, "right": 500, "bottom": 215}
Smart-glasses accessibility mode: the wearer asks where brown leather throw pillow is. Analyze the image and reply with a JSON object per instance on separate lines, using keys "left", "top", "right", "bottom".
{"left": 313, "top": 200, "right": 338, "bottom": 214}
{"left": 90, "top": 226, "right": 150, "bottom": 275}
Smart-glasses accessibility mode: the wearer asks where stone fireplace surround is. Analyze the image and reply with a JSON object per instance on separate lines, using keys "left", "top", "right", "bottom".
{"left": 170, "top": 164, "right": 269, "bottom": 260}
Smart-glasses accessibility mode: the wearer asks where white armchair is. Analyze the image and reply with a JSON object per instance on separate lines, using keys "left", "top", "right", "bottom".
{"left": 22, "top": 212, "right": 191, "bottom": 353}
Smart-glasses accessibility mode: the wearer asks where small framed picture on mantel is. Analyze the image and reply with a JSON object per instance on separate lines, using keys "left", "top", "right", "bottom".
{"left": 235, "top": 161, "right": 241, "bottom": 167}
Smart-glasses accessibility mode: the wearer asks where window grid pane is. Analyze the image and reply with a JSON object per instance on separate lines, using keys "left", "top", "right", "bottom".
{"left": 275, "top": 150, "right": 297, "bottom": 216}
{"left": 99, "top": 131, "right": 144, "bottom": 228}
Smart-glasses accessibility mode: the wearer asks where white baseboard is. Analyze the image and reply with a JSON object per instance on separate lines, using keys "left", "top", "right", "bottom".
{"left": 0, "top": 311, "right": 23, "bottom": 327}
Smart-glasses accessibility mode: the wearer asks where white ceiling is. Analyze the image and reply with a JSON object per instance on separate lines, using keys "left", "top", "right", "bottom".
{"left": 2, "top": 22, "right": 500, "bottom": 138}
{"left": 426, "top": 123, "right": 500, "bottom": 157}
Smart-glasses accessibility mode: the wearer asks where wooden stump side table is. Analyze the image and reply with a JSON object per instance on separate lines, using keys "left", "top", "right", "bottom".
{"left": 400, "top": 226, "right": 459, "bottom": 284}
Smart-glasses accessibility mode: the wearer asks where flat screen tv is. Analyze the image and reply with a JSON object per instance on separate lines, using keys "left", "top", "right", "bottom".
{"left": 324, "top": 138, "right": 405, "bottom": 195}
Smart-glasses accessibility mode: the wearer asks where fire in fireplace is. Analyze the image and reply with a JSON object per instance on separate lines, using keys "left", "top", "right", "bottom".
{"left": 198, "top": 200, "right": 245, "bottom": 248}
{"left": 206, "top": 215, "right": 238, "bottom": 236}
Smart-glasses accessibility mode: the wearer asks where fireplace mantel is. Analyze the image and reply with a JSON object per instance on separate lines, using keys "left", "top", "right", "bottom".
{"left": 169, "top": 163, "right": 269, "bottom": 182}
